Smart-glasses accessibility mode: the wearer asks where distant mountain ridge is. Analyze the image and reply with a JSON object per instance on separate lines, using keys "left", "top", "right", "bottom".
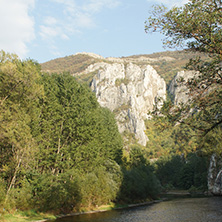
{"left": 41, "top": 50, "right": 208, "bottom": 87}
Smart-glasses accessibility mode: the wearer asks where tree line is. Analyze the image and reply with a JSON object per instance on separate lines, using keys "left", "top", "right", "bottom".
{"left": 0, "top": 51, "right": 159, "bottom": 214}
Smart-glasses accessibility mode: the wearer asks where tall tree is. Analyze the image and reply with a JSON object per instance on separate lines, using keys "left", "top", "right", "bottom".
{"left": 37, "top": 72, "right": 123, "bottom": 174}
{"left": 0, "top": 51, "right": 43, "bottom": 199}
{"left": 145, "top": 0, "right": 222, "bottom": 153}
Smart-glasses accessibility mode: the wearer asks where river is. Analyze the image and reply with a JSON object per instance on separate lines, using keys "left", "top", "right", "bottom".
{"left": 52, "top": 197, "right": 222, "bottom": 222}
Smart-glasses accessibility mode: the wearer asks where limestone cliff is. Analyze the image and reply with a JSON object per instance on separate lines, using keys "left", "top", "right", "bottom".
{"left": 169, "top": 70, "right": 198, "bottom": 105}
{"left": 88, "top": 62, "right": 166, "bottom": 146}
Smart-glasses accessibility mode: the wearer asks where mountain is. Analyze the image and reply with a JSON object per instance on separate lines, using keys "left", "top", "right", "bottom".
{"left": 41, "top": 50, "right": 208, "bottom": 88}
{"left": 40, "top": 51, "right": 207, "bottom": 147}
{"left": 41, "top": 51, "right": 222, "bottom": 195}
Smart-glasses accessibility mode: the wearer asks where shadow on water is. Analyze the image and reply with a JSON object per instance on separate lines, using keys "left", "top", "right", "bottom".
{"left": 52, "top": 197, "right": 222, "bottom": 222}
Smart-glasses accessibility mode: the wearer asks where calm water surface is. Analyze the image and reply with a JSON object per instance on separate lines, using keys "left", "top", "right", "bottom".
{"left": 53, "top": 197, "right": 222, "bottom": 222}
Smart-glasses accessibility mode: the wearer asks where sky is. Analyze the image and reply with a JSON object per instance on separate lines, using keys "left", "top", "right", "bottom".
{"left": 0, "top": 0, "right": 188, "bottom": 63}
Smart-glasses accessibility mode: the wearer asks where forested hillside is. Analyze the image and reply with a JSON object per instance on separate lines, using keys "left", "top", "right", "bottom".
{"left": 0, "top": 50, "right": 211, "bottom": 218}
{"left": 0, "top": 51, "right": 160, "bottom": 216}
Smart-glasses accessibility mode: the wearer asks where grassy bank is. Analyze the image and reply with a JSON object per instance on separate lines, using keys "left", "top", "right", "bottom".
{"left": 0, "top": 210, "right": 56, "bottom": 222}
{"left": 0, "top": 199, "right": 158, "bottom": 222}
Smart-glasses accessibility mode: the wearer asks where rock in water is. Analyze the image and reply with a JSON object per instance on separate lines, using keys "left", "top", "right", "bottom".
{"left": 208, "top": 154, "right": 222, "bottom": 195}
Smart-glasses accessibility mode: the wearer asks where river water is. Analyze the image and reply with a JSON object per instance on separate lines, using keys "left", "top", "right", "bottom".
{"left": 52, "top": 197, "right": 222, "bottom": 222}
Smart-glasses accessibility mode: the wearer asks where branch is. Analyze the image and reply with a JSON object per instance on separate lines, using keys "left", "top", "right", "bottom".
{"left": 203, "top": 118, "right": 222, "bottom": 136}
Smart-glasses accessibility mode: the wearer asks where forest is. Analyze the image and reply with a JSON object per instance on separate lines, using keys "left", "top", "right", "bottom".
{"left": 0, "top": 51, "right": 161, "bottom": 215}
{"left": 0, "top": 0, "right": 222, "bottom": 220}
{"left": 0, "top": 50, "right": 210, "bottom": 218}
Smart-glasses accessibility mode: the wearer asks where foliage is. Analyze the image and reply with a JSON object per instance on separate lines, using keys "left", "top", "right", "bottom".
{"left": 0, "top": 50, "right": 43, "bottom": 203}
{"left": 79, "top": 162, "right": 123, "bottom": 209}
{"left": 0, "top": 52, "right": 125, "bottom": 213}
{"left": 145, "top": 0, "right": 222, "bottom": 53}
{"left": 155, "top": 154, "right": 208, "bottom": 190}
{"left": 145, "top": 108, "right": 198, "bottom": 158}
{"left": 33, "top": 172, "right": 81, "bottom": 212}
{"left": 118, "top": 147, "right": 161, "bottom": 202}
{"left": 145, "top": 0, "right": 222, "bottom": 155}
{"left": 0, "top": 52, "right": 161, "bottom": 215}
{"left": 0, "top": 178, "right": 6, "bottom": 205}
{"left": 34, "top": 73, "right": 123, "bottom": 211}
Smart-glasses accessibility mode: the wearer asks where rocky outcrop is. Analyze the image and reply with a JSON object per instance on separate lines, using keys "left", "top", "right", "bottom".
{"left": 169, "top": 70, "right": 198, "bottom": 105}
{"left": 90, "top": 62, "right": 166, "bottom": 146}
{"left": 208, "top": 154, "right": 222, "bottom": 195}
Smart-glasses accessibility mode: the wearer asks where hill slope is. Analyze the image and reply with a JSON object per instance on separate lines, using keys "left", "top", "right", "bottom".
{"left": 41, "top": 50, "right": 208, "bottom": 87}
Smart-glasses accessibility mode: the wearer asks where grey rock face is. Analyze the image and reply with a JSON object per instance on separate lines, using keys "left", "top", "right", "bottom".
{"left": 90, "top": 62, "right": 166, "bottom": 146}
{"left": 169, "top": 70, "right": 197, "bottom": 105}
{"left": 208, "top": 154, "right": 222, "bottom": 195}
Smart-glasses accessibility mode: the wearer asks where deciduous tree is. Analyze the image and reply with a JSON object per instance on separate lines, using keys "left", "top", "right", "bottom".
{"left": 145, "top": 0, "right": 222, "bottom": 154}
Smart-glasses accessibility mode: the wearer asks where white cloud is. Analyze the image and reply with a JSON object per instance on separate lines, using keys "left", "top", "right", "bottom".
{"left": 147, "top": 0, "right": 189, "bottom": 7}
{"left": 0, "top": 0, "right": 35, "bottom": 58}
{"left": 45, "top": 0, "right": 121, "bottom": 35}
{"left": 73, "top": 12, "right": 95, "bottom": 29}
{"left": 84, "top": 0, "right": 121, "bottom": 14}
{"left": 40, "top": 25, "right": 60, "bottom": 39}
{"left": 44, "top": 16, "right": 58, "bottom": 25}
{"left": 39, "top": 0, "right": 120, "bottom": 55}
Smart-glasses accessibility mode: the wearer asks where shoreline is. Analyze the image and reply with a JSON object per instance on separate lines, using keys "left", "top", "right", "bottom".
{"left": 34, "top": 199, "right": 163, "bottom": 222}
{"left": 4, "top": 191, "right": 206, "bottom": 222}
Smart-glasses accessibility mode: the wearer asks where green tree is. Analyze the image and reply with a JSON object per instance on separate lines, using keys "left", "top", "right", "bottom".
{"left": 0, "top": 51, "right": 43, "bottom": 202}
{"left": 119, "top": 146, "right": 160, "bottom": 202}
{"left": 155, "top": 154, "right": 208, "bottom": 190}
{"left": 37, "top": 72, "right": 123, "bottom": 174}
{"left": 145, "top": 0, "right": 222, "bottom": 153}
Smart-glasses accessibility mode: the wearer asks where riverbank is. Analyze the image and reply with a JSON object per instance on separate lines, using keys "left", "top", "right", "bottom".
{"left": 0, "top": 199, "right": 162, "bottom": 222}
{"left": 0, "top": 210, "right": 56, "bottom": 222}
{"left": 1, "top": 190, "right": 206, "bottom": 222}
{"left": 52, "top": 199, "right": 163, "bottom": 220}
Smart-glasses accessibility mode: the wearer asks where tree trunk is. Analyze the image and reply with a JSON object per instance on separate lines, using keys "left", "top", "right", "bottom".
{"left": 5, "top": 157, "right": 22, "bottom": 202}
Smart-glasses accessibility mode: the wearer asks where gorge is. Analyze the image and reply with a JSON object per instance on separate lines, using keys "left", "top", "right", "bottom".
{"left": 41, "top": 51, "right": 222, "bottom": 195}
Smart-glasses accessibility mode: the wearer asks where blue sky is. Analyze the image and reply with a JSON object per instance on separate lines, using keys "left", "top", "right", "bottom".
{"left": 0, "top": 0, "right": 188, "bottom": 63}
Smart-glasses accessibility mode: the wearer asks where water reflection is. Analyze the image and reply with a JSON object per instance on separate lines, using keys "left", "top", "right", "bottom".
{"left": 53, "top": 197, "right": 222, "bottom": 222}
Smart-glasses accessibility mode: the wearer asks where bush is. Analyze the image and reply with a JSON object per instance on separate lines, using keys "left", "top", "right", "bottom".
{"left": 34, "top": 172, "right": 81, "bottom": 213}
{"left": 79, "top": 164, "right": 123, "bottom": 208}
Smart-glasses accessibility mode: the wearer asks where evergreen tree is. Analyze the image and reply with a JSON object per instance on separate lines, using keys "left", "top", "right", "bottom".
{"left": 37, "top": 72, "right": 123, "bottom": 174}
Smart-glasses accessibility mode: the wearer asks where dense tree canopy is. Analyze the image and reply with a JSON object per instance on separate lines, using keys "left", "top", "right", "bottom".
{"left": 0, "top": 51, "right": 43, "bottom": 200}
{"left": 0, "top": 51, "right": 125, "bottom": 212}
{"left": 0, "top": 51, "right": 160, "bottom": 215}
